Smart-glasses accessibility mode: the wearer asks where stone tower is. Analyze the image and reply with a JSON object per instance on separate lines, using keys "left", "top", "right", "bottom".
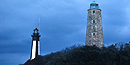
{"left": 85, "top": 1, "right": 104, "bottom": 47}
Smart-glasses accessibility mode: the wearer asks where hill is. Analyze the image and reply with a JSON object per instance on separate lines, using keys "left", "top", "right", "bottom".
{"left": 24, "top": 42, "right": 130, "bottom": 65}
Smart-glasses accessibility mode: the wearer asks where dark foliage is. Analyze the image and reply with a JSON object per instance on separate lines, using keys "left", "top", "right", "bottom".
{"left": 24, "top": 42, "right": 130, "bottom": 65}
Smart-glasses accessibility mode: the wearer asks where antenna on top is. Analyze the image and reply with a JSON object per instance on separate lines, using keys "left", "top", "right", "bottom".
{"left": 38, "top": 18, "right": 40, "bottom": 30}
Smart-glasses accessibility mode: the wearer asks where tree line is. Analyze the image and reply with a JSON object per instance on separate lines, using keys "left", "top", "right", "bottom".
{"left": 24, "top": 42, "right": 130, "bottom": 65}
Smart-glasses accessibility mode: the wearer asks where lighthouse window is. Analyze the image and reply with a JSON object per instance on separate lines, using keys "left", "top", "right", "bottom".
{"left": 34, "top": 30, "right": 38, "bottom": 33}
{"left": 93, "top": 33, "right": 95, "bottom": 36}
{"left": 93, "top": 6, "right": 95, "bottom": 9}
{"left": 93, "top": 20, "right": 95, "bottom": 23}
{"left": 93, "top": 11, "right": 95, "bottom": 13}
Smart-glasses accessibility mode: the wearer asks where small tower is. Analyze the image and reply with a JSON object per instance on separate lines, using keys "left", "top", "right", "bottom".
{"left": 85, "top": 1, "right": 104, "bottom": 47}
{"left": 30, "top": 28, "right": 41, "bottom": 60}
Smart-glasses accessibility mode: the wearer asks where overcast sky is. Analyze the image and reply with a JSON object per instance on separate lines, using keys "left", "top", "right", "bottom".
{"left": 0, "top": 0, "right": 130, "bottom": 65}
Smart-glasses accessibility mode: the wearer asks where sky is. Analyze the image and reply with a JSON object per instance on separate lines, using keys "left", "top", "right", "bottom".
{"left": 0, "top": 0, "right": 130, "bottom": 65}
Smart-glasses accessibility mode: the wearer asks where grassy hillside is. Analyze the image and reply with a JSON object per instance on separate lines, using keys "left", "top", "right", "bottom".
{"left": 24, "top": 42, "right": 130, "bottom": 65}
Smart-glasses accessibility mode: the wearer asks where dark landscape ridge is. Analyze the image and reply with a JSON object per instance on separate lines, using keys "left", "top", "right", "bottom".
{"left": 24, "top": 42, "right": 130, "bottom": 65}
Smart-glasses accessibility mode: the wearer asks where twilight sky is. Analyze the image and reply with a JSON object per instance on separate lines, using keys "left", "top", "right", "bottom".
{"left": 0, "top": 0, "right": 130, "bottom": 65}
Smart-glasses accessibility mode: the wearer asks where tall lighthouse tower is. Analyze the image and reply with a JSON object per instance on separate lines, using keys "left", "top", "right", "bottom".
{"left": 30, "top": 28, "right": 41, "bottom": 60}
{"left": 86, "top": 1, "right": 104, "bottom": 47}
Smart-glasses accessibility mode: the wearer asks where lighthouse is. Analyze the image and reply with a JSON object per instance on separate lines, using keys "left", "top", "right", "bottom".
{"left": 85, "top": 1, "right": 104, "bottom": 47}
{"left": 30, "top": 28, "right": 41, "bottom": 60}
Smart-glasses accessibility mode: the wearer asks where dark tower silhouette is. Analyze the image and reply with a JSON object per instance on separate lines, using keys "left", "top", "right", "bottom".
{"left": 30, "top": 28, "right": 41, "bottom": 60}
{"left": 86, "top": 1, "right": 104, "bottom": 47}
